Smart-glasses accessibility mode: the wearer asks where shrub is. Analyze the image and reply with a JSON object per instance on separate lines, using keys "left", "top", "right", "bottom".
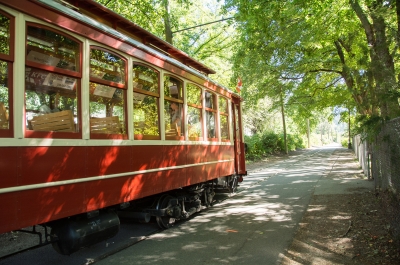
{"left": 341, "top": 139, "right": 348, "bottom": 148}
{"left": 245, "top": 132, "right": 305, "bottom": 161}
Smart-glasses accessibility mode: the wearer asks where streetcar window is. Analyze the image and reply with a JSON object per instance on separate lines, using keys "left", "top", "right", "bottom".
{"left": 164, "top": 75, "right": 183, "bottom": 140}
{"left": 187, "top": 84, "right": 203, "bottom": 140}
{"left": 26, "top": 26, "right": 80, "bottom": 72}
{"left": 89, "top": 48, "right": 127, "bottom": 138}
{"left": 219, "top": 97, "right": 230, "bottom": 141}
{"left": 133, "top": 64, "right": 160, "bottom": 140}
{"left": 205, "top": 91, "right": 216, "bottom": 140}
{"left": 90, "top": 49, "right": 125, "bottom": 85}
{"left": 0, "top": 12, "right": 14, "bottom": 137}
{"left": 133, "top": 64, "right": 158, "bottom": 93}
{"left": 0, "top": 60, "right": 9, "bottom": 131}
{"left": 25, "top": 25, "right": 80, "bottom": 137}
{"left": 0, "top": 14, "right": 10, "bottom": 56}
{"left": 164, "top": 75, "right": 182, "bottom": 100}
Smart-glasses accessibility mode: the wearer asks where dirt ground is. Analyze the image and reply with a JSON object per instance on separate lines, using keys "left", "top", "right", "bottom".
{"left": 247, "top": 149, "right": 400, "bottom": 265}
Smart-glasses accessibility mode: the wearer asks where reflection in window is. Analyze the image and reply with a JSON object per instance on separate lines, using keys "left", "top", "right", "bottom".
{"left": 0, "top": 61, "right": 9, "bottom": 130}
{"left": 219, "top": 97, "right": 229, "bottom": 141}
{"left": 133, "top": 64, "right": 158, "bottom": 93}
{"left": 90, "top": 49, "right": 125, "bottom": 84}
{"left": 133, "top": 92, "right": 159, "bottom": 139}
{"left": 164, "top": 75, "right": 183, "bottom": 140}
{"left": 89, "top": 82, "right": 125, "bottom": 134}
{"left": 187, "top": 84, "right": 202, "bottom": 140}
{"left": 25, "top": 68, "right": 78, "bottom": 132}
{"left": 132, "top": 64, "right": 160, "bottom": 140}
{"left": 25, "top": 26, "right": 80, "bottom": 134}
{"left": 164, "top": 75, "right": 182, "bottom": 99}
{"left": 165, "top": 100, "right": 183, "bottom": 140}
{"left": 89, "top": 48, "right": 126, "bottom": 136}
{"left": 0, "top": 14, "right": 10, "bottom": 55}
{"left": 27, "top": 26, "right": 80, "bottom": 72}
{"left": 205, "top": 91, "right": 216, "bottom": 139}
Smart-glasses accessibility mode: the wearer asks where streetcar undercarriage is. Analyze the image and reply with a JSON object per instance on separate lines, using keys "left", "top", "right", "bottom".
{"left": 48, "top": 175, "right": 241, "bottom": 255}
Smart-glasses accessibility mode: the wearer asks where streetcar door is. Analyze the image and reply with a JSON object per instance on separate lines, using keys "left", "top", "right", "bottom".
{"left": 232, "top": 97, "right": 247, "bottom": 175}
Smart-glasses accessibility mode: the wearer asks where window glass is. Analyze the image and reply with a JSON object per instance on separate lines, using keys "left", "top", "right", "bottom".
{"left": 187, "top": 84, "right": 202, "bottom": 140}
{"left": 25, "top": 26, "right": 80, "bottom": 135}
{"left": 188, "top": 107, "right": 202, "bottom": 139}
{"left": 89, "top": 82, "right": 125, "bottom": 134}
{"left": 133, "top": 64, "right": 158, "bottom": 93}
{"left": 0, "top": 60, "right": 9, "bottom": 130}
{"left": 90, "top": 49, "right": 125, "bottom": 84}
{"left": 0, "top": 14, "right": 10, "bottom": 55}
{"left": 220, "top": 114, "right": 229, "bottom": 140}
{"left": 205, "top": 91, "right": 216, "bottom": 139}
{"left": 187, "top": 83, "right": 201, "bottom": 106}
{"left": 89, "top": 48, "right": 126, "bottom": 136}
{"left": 27, "top": 26, "right": 80, "bottom": 72}
{"left": 164, "top": 75, "right": 183, "bottom": 140}
{"left": 25, "top": 68, "right": 78, "bottom": 132}
{"left": 219, "top": 97, "right": 228, "bottom": 113}
{"left": 133, "top": 92, "right": 159, "bottom": 139}
{"left": 165, "top": 100, "right": 183, "bottom": 140}
{"left": 164, "top": 75, "right": 182, "bottom": 99}
{"left": 219, "top": 97, "right": 229, "bottom": 141}
{"left": 132, "top": 64, "right": 160, "bottom": 140}
{"left": 206, "top": 111, "right": 215, "bottom": 139}
{"left": 205, "top": 91, "right": 215, "bottom": 109}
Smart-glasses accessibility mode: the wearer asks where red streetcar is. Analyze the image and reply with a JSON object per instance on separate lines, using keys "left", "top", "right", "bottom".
{"left": 0, "top": 0, "right": 246, "bottom": 255}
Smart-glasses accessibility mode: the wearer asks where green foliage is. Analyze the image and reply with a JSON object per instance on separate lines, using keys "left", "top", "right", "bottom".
{"left": 341, "top": 138, "right": 348, "bottom": 148}
{"left": 94, "top": 0, "right": 237, "bottom": 89}
{"left": 224, "top": 0, "right": 400, "bottom": 133}
{"left": 353, "top": 114, "right": 387, "bottom": 142}
{"left": 245, "top": 131, "right": 305, "bottom": 161}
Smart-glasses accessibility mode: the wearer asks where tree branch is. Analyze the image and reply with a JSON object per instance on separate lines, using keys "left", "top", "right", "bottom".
{"left": 349, "top": 0, "right": 375, "bottom": 47}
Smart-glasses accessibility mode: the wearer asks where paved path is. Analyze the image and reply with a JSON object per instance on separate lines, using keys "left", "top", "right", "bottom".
{"left": 96, "top": 146, "right": 371, "bottom": 265}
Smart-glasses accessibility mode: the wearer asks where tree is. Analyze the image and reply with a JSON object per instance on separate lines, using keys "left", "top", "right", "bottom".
{"left": 223, "top": 0, "right": 400, "bottom": 128}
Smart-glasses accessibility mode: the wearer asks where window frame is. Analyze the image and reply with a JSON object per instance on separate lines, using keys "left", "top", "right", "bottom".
{"left": 24, "top": 23, "right": 82, "bottom": 139}
{"left": 219, "top": 96, "right": 230, "bottom": 142}
{"left": 0, "top": 10, "right": 14, "bottom": 138}
{"left": 186, "top": 83, "right": 203, "bottom": 141}
{"left": 89, "top": 46, "right": 128, "bottom": 140}
{"left": 204, "top": 90, "right": 217, "bottom": 141}
{"left": 132, "top": 62, "right": 161, "bottom": 140}
{"left": 164, "top": 75, "right": 184, "bottom": 140}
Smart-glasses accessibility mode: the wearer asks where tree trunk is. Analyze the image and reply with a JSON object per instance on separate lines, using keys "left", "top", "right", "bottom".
{"left": 350, "top": 0, "right": 400, "bottom": 118}
{"left": 280, "top": 87, "right": 288, "bottom": 154}
{"left": 163, "top": 0, "right": 173, "bottom": 44}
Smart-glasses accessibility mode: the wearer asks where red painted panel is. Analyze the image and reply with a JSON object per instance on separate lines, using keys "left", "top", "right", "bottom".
{"left": 207, "top": 145, "right": 219, "bottom": 161}
{"left": 161, "top": 145, "right": 187, "bottom": 167}
{"left": 186, "top": 145, "right": 208, "bottom": 164}
{"left": 0, "top": 147, "right": 18, "bottom": 188}
{"left": 186, "top": 164, "right": 207, "bottom": 186}
{"left": 85, "top": 176, "right": 135, "bottom": 211}
{"left": 0, "top": 143, "right": 236, "bottom": 234}
{"left": 0, "top": 193, "right": 18, "bottom": 234}
{"left": 18, "top": 147, "right": 86, "bottom": 185}
{"left": 163, "top": 168, "right": 187, "bottom": 191}
{"left": 86, "top": 146, "right": 132, "bottom": 177}
{"left": 130, "top": 172, "right": 163, "bottom": 199}
{"left": 132, "top": 145, "right": 164, "bottom": 170}
{"left": 17, "top": 184, "right": 85, "bottom": 225}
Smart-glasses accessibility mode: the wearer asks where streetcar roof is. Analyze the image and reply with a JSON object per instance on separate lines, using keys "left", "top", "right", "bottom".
{"left": 36, "top": 0, "right": 234, "bottom": 95}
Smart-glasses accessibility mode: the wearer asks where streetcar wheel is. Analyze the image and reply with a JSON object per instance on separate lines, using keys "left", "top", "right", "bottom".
{"left": 229, "top": 175, "right": 239, "bottom": 193}
{"left": 155, "top": 195, "right": 176, "bottom": 229}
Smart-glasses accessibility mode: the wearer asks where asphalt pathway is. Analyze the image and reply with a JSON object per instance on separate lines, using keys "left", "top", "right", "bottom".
{"left": 96, "top": 145, "right": 365, "bottom": 265}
